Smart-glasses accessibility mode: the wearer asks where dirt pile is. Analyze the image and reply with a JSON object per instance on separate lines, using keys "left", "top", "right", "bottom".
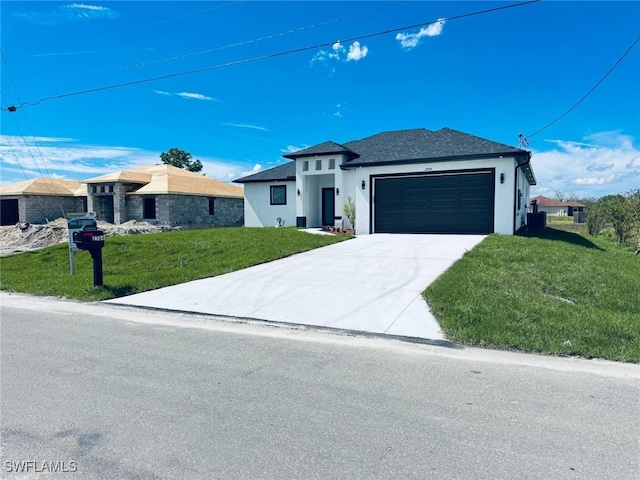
{"left": 0, "top": 218, "right": 174, "bottom": 257}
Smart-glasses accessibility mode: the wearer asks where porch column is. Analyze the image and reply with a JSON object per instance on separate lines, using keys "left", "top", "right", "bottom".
{"left": 113, "top": 183, "right": 126, "bottom": 225}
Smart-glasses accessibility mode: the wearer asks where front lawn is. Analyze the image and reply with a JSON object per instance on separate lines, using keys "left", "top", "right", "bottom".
{"left": 423, "top": 227, "right": 640, "bottom": 362}
{"left": 0, "top": 227, "right": 347, "bottom": 301}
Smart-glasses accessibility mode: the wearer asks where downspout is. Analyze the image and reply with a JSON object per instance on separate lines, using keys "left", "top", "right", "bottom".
{"left": 513, "top": 151, "right": 532, "bottom": 234}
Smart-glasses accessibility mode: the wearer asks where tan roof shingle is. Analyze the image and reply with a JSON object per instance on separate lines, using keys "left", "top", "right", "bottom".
{"left": 0, "top": 178, "right": 87, "bottom": 196}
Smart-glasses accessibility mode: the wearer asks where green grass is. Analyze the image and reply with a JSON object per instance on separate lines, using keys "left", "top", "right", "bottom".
{"left": 547, "top": 215, "right": 575, "bottom": 223}
{"left": 0, "top": 227, "right": 347, "bottom": 301}
{"left": 423, "top": 227, "right": 640, "bottom": 362}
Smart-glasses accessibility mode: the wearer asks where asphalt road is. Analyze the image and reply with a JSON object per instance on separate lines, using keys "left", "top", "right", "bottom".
{"left": 1, "top": 293, "right": 638, "bottom": 480}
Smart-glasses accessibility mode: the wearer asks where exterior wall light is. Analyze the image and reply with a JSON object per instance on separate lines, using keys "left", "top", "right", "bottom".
{"left": 500, "top": 173, "right": 505, "bottom": 184}
{"left": 297, "top": 188, "right": 301, "bottom": 196}
{"left": 336, "top": 188, "right": 339, "bottom": 196}
{"left": 361, "top": 180, "right": 366, "bottom": 190}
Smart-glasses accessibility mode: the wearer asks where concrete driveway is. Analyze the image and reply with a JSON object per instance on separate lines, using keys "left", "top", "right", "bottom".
{"left": 107, "top": 234, "right": 485, "bottom": 341}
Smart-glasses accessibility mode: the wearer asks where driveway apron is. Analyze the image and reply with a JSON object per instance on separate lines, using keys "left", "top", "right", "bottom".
{"left": 106, "top": 234, "right": 485, "bottom": 341}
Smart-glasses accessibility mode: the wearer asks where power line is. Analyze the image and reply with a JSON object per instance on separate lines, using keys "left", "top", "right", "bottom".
{"left": 525, "top": 34, "right": 640, "bottom": 140}
{"left": 3, "top": 1, "right": 409, "bottom": 86}
{"left": 1, "top": 54, "right": 69, "bottom": 217}
{"left": 2, "top": 0, "right": 540, "bottom": 111}
{"left": 1, "top": 133, "right": 32, "bottom": 183}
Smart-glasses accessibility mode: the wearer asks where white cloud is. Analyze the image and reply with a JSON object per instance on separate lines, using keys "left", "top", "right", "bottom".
{"left": 0, "top": 135, "right": 259, "bottom": 185}
{"left": 239, "top": 164, "right": 262, "bottom": 177}
{"left": 280, "top": 145, "right": 306, "bottom": 154}
{"left": 152, "top": 89, "right": 172, "bottom": 96}
{"left": 176, "top": 92, "right": 218, "bottom": 101}
{"left": 12, "top": 3, "right": 120, "bottom": 25}
{"left": 396, "top": 18, "right": 446, "bottom": 50}
{"left": 70, "top": 4, "right": 110, "bottom": 12}
{"left": 334, "top": 103, "right": 345, "bottom": 117}
{"left": 221, "top": 123, "right": 268, "bottom": 132}
{"left": 529, "top": 131, "right": 640, "bottom": 198}
{"left": 310, "top": 41, "right": 369, "bottom": 72}
{"left": 346, "top": 42, "right": 368, "bottom": 61}
{"left": 0, "top": 136, "right": 157, "bottom": 185}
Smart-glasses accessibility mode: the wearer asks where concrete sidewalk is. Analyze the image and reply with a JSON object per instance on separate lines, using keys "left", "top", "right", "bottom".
{"left": 106, "top": 234, "right": 485, "bottom": 341}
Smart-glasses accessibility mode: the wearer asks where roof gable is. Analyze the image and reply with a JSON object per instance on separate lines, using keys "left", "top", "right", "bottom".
{"left": 283, "top": 141, "right": 359, "bottom": 160}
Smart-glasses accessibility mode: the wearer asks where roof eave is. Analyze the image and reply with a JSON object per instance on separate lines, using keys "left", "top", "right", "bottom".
{"left": 342, "top": 151, "right": 526, "bottom": 169}
{"left": 283, "top": 151, "right": 359, "bottom": 160}
{"left": 234, "top": 176, "right": 295, "bottom": 184}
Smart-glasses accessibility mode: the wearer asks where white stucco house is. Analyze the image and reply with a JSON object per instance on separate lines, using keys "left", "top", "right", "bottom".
{"left": 530, "top": 195, "right": 585, "bottom": 217}
{"left": 234, "top": 128, "right": 536, "bottom": 235}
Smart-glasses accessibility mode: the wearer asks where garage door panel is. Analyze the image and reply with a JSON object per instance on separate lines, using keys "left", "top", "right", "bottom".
{"left": 374, "top": 171, "right": 494, "bottom": 234}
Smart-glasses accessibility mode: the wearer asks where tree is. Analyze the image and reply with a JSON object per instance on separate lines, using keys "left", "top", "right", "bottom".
{"left": 599, "top": 194, "right": 636, "bottom": 246}
{"left": 160, "top": 148, "right": 203, "bottom": 173}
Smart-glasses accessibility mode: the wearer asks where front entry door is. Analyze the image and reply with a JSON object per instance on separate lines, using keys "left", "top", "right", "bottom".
{"left": 321, "top": 188, "right": 335, "bottom": 226}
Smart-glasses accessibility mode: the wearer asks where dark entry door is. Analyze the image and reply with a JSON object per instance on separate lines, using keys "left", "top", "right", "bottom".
{"left": 321, "top": 188, "right": 335, "bottom": 226}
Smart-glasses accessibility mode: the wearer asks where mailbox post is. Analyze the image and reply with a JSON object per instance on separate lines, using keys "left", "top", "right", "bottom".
{"left": 67, "top": 212, "right": 97, "bottom": 275}
{"left": 72, "top": 230, "right": 105, "bottom": 286}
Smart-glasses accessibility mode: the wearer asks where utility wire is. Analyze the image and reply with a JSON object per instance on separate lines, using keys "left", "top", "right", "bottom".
{"left": 2, "top": 0, "right": 540, "bottom": 111}
{"left": 2, "top": 54, "right": 69, "bottom": 217}
{"left": 525, "top": 34, "right": 640, "bottom": 140}
{"left": 1, "top": 132, "right": 32, "bottom": 183}
{"left": 4, "top": 0, "right": 408, "bottom": 85}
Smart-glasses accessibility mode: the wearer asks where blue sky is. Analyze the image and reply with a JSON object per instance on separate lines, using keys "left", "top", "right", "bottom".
{"left": 1, "top": 1, "right": 639, "bottom": 198}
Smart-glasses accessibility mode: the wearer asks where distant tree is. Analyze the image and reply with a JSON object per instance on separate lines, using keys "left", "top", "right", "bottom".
{"left": 627, "top": 189, "right": 640, "bottom": 221}
{"left": 599, "top": 194, "right": 636, "bottom": 246}
{"left": 554, "top": 190, "right": 567, "bottom": 202}
{"left": 586, "top": 203, "right": 605, "bottom": 236}
{"left": 160, "top": 148, "right": 203, "bottom": 173}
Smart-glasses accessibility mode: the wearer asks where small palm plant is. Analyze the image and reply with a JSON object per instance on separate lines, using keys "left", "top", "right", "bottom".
{"left": 342, "top": 197, "right": 356, "bottom": 233}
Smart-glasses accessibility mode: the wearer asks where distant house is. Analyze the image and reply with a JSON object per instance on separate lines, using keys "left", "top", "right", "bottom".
{"left": 235, "top": 128, "right": 536, "bottom": 235}
{"left": 531, "top": 195, "right": 585, "bottom": 217}
{"left": 0, "top": 178, "right": 87, "bottom": 226}
{"left": 1, "top": 164, "right": 245, "bottom": 227}
{"left": 84, "top": 164, "right": 244, "bottom": 226}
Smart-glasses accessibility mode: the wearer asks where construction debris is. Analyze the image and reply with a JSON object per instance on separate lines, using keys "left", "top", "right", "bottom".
{"left": 0, "top": 218, "right": 174, "bottom": 257}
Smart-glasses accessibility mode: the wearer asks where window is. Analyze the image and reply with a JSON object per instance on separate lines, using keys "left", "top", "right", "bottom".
{"left": 91, "top": 186, "right": 97, "bottom": 193}
{"left": 270, "top": 185, "right": 287, "bottom": 205}
{"left": 302, "top": 161, "right": 309, "bottom": 171}
{"left": 328, "top": 158, "right": 335, "bottom": 170}
{"left": 315, "top": 160, "right": 322, "bottom": 171}
{"left": 143, "top": 197, "right": 156, "bottom": 219}
{"left": 100, "top": 185, "right": 106, "bottom": 193}
{"left": 208, "top": 197, "right": 215, "bottom": 215}
{"left": 108, "top": 185, "right": 114, "bottom": 193}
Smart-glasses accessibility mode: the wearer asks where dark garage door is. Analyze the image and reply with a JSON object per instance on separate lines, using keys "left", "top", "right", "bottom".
{"left": 374, "top": 171, "right": 494, "bottom": 234}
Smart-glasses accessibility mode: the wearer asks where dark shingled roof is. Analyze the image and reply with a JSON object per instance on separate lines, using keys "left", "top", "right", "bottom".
{"left": 233, "top": 162, "right": 295, "bottom": 184}
{"left": 283, "top": 141, "right": 359, "bottom": 160}
{"left": 342, "top": 128, "right": 527, "bottom": 166}
{"left": 234, "top": 128, "right": 536, "bottom": 185}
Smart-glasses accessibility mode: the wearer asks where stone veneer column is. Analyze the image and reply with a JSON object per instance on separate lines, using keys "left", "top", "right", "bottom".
{"left": 113, "top": 183, "right": 126, "bottom": 225}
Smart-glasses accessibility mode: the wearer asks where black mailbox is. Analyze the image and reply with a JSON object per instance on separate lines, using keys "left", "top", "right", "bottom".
{"left": 73, "top": 230, "right": 105, "bottom": 250}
